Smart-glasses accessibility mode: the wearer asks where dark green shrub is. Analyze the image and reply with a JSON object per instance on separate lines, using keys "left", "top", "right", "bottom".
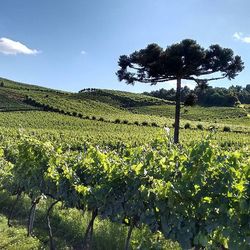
{"left": 92, "top": 116, "right": 96, "bottom": 120}
{"left": 123, "top": 120, "right": 129, "bottom": 124}
{"left": 142, "top": 121, "right": 149, "bottom": 126}
{"left": 223, "top": 126, "right": 231, "bottom": 132}
{"left": 115, "top": 119, "right": 121, "bottom": 124}
{"left": 72, "top": 112, "right": 78, "bottom": 117}
{"left": 134, "top": 121, "right": 139, "bottom": 126}
{"left": 44, "top": 105, "right": 50, "bottom": 111}
{"left": 184, "top": 123, "right": 191, "bottom": 129}
{"left": 151, "top": 122, "right": 158, "bottom": 127}
{"left": 184, "top": 92, "right": 198, "bottom": 106}
{"left": 78, "top": 113, "right": 83, "bottom": 118}
{"left": 98, "top": 117, "right": 104, "bottom": 121}
{"left": 197, "top": 124, "right": 203, "bottom": 130}
{"left": 85, "top": 116, "right": 90, "bottom": 119}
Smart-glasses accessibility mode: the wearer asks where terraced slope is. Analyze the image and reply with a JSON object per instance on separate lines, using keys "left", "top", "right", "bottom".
{"left": 0, "top": 88, "right": 39, "bottom": 111}
{"left": 78, "top": 88, "right": 173, "bottom": 108}
{"left": 0, "top": 79, "right": 173, "bottom": 126}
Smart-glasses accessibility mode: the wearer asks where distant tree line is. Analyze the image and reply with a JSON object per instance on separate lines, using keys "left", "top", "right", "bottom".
{"left": 79, "top": 88, "right": 98, "bottom": 92}
{"left": 143, "top": 84, "right": 250, "bottom": 106}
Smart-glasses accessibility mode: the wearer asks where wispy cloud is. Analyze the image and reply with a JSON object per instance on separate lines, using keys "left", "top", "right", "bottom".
{"left": 233, "top": 32, "right": 250, "bottom": 43}
{"left": 80, "top": 50, "right": 86, "bottom": 55}
{"left": 0, "top": 37, "right": 39, "bottom": 55}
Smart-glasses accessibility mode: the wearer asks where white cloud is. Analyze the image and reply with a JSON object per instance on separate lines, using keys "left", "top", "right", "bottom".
{"left": 80, "top": 50, "right": 86, "bottom": 55}
{"left": 0, "top": 37, "right": 39, "bottom": 55}
{"left": 233, "top": 32, "right": 250, "bottom": 43}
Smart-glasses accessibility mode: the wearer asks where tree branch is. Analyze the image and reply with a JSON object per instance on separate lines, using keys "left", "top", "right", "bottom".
{"left": 185, "top": 76, "right": 226, "bottom": 83}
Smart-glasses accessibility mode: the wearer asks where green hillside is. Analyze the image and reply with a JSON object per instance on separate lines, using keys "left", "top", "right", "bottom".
{"left": 78, "top": 88, "right": 173, "bottom": 107}
{"left": 0, "top": 77, "right": 60, "bottom": 92}
{"left": 0, "top": 77, "right": 249, "bottom": 132}
{"left": 0, "top": 77, "right": 169, "bottom": 115}
{"left": 0, "top": 88, "right": 39, "bottom": 111}
{"left": 0, "top": 76, "right": 249, "bottom": 139}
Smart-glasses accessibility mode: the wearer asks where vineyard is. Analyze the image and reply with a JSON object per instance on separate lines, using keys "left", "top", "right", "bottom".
{"left": 0, "top": 134, "right": 249, "bottom": 249}
{"left": 0, "top": 78, "right": 249, "bottom": 249}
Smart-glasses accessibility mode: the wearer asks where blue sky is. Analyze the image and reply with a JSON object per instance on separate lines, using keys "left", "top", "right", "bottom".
{"left": 0, "top": 0, "right": 250, "bottom": 92}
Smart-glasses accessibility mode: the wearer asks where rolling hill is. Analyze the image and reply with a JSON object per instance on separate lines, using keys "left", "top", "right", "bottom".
{"left": 0, "top": 77, "right": 250, "bottom": 134}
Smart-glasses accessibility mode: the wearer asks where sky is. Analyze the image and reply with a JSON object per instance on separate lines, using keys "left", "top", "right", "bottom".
{"left": 0, "top": 0, "right": 250, "bottom": 93}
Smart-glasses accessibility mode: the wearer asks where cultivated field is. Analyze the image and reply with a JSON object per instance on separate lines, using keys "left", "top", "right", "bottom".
{"left": 0, "top": 78, "right": 249, "bottom": 249}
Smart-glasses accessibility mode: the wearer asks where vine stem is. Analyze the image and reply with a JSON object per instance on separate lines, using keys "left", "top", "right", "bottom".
{"left": 83, "top": 209, "right": 98, "bottom": 250}
{"left": 47, "top": 200, "right": 60, "bottom": 250}
{"left": 124, "top": 220, "right": 134, "bottom": 250}
{"left": 27, "top": 196, "right": 41, "bottom": 236}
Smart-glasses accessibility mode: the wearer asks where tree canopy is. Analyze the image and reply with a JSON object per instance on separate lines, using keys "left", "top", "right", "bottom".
{"left": 117, "top": 39, "right": 244, "bottom": 85}
{"left": 117, "top": 39, "right": 244, "bottom": 143}
{"left": 143, "top": 84, "right": 250, "bottom": 106}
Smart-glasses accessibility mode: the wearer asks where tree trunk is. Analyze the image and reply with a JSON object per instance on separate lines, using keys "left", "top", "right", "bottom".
{"left": 174, "top": 78, "right": 181, "bottom": 144}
